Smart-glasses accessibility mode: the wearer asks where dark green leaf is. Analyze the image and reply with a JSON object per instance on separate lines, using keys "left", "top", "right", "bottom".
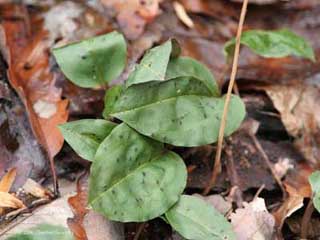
{"left": 6, "top": 224, "right": 73, "bottom": 240}
{"left": 224, "top": 29, "right": 315, "bottom": 62}
{"left": 89, "top": 123, "right": 187, "bottom": 222}
{"left": 165, "top": 195, "right": 236, "bottom": 240}
{"left": 309, "top": 171, "right": 320, "bottom": 213}
{"left": 126, "top": 39, "right": 181, "bottom": 87}
{"left": 59, "top": 119, "right": 116, "bottom": 161}
{"left": 53, "top": 31, "right": 127, "bottom": 88}
{"left": 109, "top": 77, "right": 245, "bottom": 147}
{"left": 166, "top": 57, "right": 220, "bottom": 97}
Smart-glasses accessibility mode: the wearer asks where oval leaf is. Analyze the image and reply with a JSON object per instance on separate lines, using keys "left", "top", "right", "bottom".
{"left": 53, "top": 31, "right": 127, "bottom": 88}
{"left": 59, "top": 119, "right": 116, "bottom": 161}
{"left": 89, "top": 123, "right": 187, "bottom": 222}
{"left": 309, "top": 171, "right": 320, "bottom": 213}
{"left": 109, "top": 77, "right": 245, "bottom": 147}
{"left": 224, "top": 29, "right": 315, "bottom": 62}
{"left": 7, "top": 224, "right": 73, "bottom": 240}
{"left": 126, "top": 39, "right": 181, "bottom": 87}
{"left": 166, "top": 57, "right": 220, "bottom": 97}
{"left": 165, "top": 195, "right": 236, "bottom": 240}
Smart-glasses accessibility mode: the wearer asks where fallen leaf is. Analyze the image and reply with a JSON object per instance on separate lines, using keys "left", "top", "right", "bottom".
{"left": 22, "top": 178, "right": 53, "bottom": 199}
{"left": 0, "top": 192, "right": 25, "bottom": 209}
{"left": 67, "top": 173, "right": 89, "bottom": 240}
{"left": 230, "top": 197, "right": 275, "bottom": 240}
{"left": 100, "top": 0, "right": 162, "bottom": 40}
{"left": 265, "top": 85, "right": 320, "bottom": 164}
{"left": 1, "top": 4, "right": 69, "bottom": 159}
{"left": 0, "top": 168, "right": 16, "bottom": 192}
{"left": 173, "top": 1, "right": 194, "bottom": 28}
{"left": 273, "top": 183, "right": 304, "bottom": 228}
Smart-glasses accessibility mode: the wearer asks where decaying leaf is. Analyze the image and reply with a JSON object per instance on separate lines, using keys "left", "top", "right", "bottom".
{"left": 230, "top": 197, "right": 275, "bottom": 240}
{"left": 1, "top": 7, "right": 68, "bottom": 159}
{"left": 100, "top": 0, "right": 163, "bottom": 40}
{"left": 22, "top": 178, "right": 53, "bottom": 199}
{"left": 0, "top": 168, "right": 16, "bottom": 192}
{"left": 265, "top": 85, "right": 320, "bottom": 164}
{"left": 0, "top": 192, "right": 25, "bottom": 209}
{"left": 273, "top": 183, "right": 304, "bottom": 228}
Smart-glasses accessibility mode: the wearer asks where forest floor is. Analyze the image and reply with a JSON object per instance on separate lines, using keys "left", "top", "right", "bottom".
{"left": 0, "top": 0, "right": 320, "bottom": 239}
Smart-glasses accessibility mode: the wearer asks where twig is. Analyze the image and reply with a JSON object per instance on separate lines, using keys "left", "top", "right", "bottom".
{"left": 253, "top": 184, "right": 265, "bottom": 200}
{"left": 133, "top": 222, "right": 146, "bottom": 240}
{"left": 225, "top": 146, "right": 243, "bottom": 207}
{"left": 203, "top": 0, "right": 249, "bottom": 195}
{"left": 301, "top": 198, "right": 314, "bottom": 239}
{"left": 250, "top": 134, "right": 287, "bottom": 199}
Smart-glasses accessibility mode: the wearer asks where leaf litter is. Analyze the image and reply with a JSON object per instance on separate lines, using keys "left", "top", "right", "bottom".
{"left": 0, "top": 0, "right": 320, "bottom": 239}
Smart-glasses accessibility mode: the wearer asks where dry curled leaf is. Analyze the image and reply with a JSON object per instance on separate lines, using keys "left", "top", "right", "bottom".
{"left": 0, "top": 192, "right": 25, "bottom": 209}
{"left": 230, "top": 197, "right": 275, "bottom": 240}
{"left": 0, "top": 168, "right": 16, "bottom": 192}
{"left": 22, "top": 178, "right": 53, "bottom": 199}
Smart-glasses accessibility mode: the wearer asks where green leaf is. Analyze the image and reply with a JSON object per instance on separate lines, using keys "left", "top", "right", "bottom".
{"left": 224, "top": 29, "right": 315, "bottom": 62}
{"left": 53, "top": 31, "right": 127, "bottom": 88}
{"left": 165, "top": 195, "right": 236, "bottom": 240}
{"left": 109, "top": 77, "right": 245, "bottom": 147}
{"left": 309, "top": 171, "right": 320, "bottom": 213}
{"left": 59, "top": 119, "right": 116, "bottom": 161}
{"left": 6, "top": 224, "right": 73, "bottom": 240}
{"left": 166, "top": 57, "right": 220, "bottom": 97}
{"left": 126, "top": 39, "right": 181, "bottom": 87}
{"left": 89, "top": 123, "right": 187, "bottom": 222}
{"left": 103, "top": 85, "right": 124, "bottom": 119}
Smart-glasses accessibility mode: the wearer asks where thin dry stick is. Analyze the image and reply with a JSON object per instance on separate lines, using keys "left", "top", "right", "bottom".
{"left": 203, "top": 0, "right": 249, "bottom": 195}
{"left": 301, "top": 198, "right": 314, "bottom": 239}
{"left": 250, "top": 134, "right": 287, "bottom": 198}
{"left": 225, "top": 147, "right": 243, "bottom": 208}
{"left": 133, "top": 222, "right": 147, "bottom": 240}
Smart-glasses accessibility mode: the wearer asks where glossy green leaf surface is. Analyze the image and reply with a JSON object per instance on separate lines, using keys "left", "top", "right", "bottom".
{"left": 224, "top": 29, "right": 315, "bottom": 62}
{"left": 109, "top": 77, "right": 245, "bottom": 147}
{"left": 309, "top": 171, "right": 320, "bottom": 213}
{"left": 166, "top": 57, "right": 220, "bottom": 97}
{"left": 165, "top": 195, "right": 236, "bottom": 240}
{"left": 53, "top": 31, "right": 127, "bottom": 88}
{"left": 126, "top": 39, "right": 181, "bottom": 87}
{"left": 59, "top": 119, "right": 116, "bottom": 161}
{"left": 7, "top": 224, "right": 73, "bottom": 240}
{"left": 89, "top": 123, "right": 187, "bottom": 222}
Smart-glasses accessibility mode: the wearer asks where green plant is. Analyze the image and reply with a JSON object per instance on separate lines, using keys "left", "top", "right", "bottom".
{"left": 309, "top": 171, "right": 320, "bottom": 212}
{"left": 53, "top": 28, "right": 314, "bottom": 239}
{"left": 7, "top": 224, "right": 73, "bottom": 240}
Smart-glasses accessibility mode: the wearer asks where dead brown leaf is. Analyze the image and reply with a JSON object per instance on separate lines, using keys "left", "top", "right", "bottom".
{"left": 1, "top": 4, "right": 68, "bottom": 160}
{"left": 67, "top": 173, "right": 89, "bottom": 240}
{"left": 0, "top": 192, "right": 25, "bottom": 209}
{"left": 230, "top": 197, "right": 275, "bottom": 240}
{"left": 0, "top": 168, "right": 16, "bottom": 192}
{"left": 100, "top": 0, "right": 162, "bottom": 40}
{"left": 265, "top": 85, "right": 320, "bottom": 164}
